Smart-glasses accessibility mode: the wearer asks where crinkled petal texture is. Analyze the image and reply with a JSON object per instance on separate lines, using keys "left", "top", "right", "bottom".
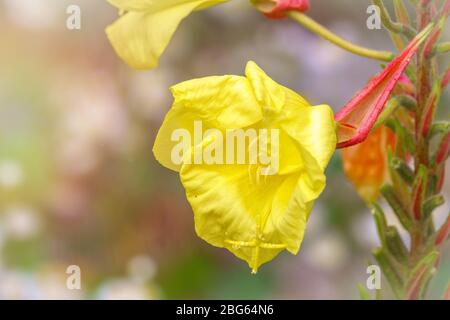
{"left": 106, "top": 0, "right": 228, "bottom": 70}
{"left": 153, "top": 61, "right": 336, "bottom": 272}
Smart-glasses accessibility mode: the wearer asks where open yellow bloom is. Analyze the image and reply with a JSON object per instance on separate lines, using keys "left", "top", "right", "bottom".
{"left": 106, "top": 0, "right": 228, "bottom": 70}
{"left": 153, "top": 61, "right": 336, "bottom": 272}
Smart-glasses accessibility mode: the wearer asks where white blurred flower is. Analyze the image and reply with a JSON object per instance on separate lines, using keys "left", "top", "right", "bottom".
{"left": 0, "top": 270, "right": 39, "bottom": 299}
{"left": 3, "top": 0, "right": 60, "bottom": 29}
{"left": 0, "top": 269, "right": 82, "bottom": 299}
{"left": 0, "top": 160, "right": 24, "bottom": 188}
{"left": 36, "top": 272, "right": 83, "bottom": 300}
{"left": 95, "top": 278, "right": 156, "bottom": 300}
{"left": 3, "top": 206, "right": 40, "bottom": 240}
{"left": 304, "top": 233, "right": 349, "bottom": 272}
{"left": 128, "top": 255, "right": 156, "bottom": 283}
{"left": 95, "top": 256, "right": 160, "bottom": 300}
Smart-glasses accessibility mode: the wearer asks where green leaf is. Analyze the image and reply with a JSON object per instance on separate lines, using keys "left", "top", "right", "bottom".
{"left": 423, "top": 195, "right": 444, "bottom": 219}
{"left": 390, "top": 156, "right": 414, "bottom": 185}
{"left": 429, "top": 122, "right": 450, "bottom": 139}
{"left": 406, "top": 251, "right": 439, "bottom": 299}
{"left": 385, "top": 226, "right": 409, "bottom": 265}
{"left": 380, "top": 184, "right": 413, "bottom": 231}
{"left": 387, "top": 150, "right": 413, "bottom": 209}
{"left": 371, "top": 203, "right": 388, "bottom": 245}
{"left": 373, "top": 247, "right": 405, "bottom": 299}
{"left": 385, "top": 118, "right": 415, "bottom": 154}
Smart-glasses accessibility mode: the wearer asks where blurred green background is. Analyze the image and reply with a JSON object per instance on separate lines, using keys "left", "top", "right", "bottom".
{"left": 0, "top": 0, "right": 448, "bottom": 299}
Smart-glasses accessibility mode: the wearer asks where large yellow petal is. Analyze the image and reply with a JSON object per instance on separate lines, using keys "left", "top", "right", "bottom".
{"left": 106, "top": 0, "right": 227, "bottom": 70}
{"left": 107, "top": 0, "right": 170, "bottom": 11}
{"left": 245, "top": 61, "right": 286, "bottom": 112}
{"left": 171, "top": 75, "right": 263, "bottom": 129}
{"left": 244, "top": 62, "right": 336, "bottom": 169}
{"left": 107, "top": 0, "right": 226, "bottom": 12}
{"left": 152, "top": 104, "right": 199, "bottom": 172}
{"left": 153, "top": 74, "right": 264, "bottom": 171}
{"left": 180, "top": 161, "right": 298, "bottom": 272}
{"left": 277, "top": 89, "right": 337, "bottom": 170}
{"left": 261, "top": 140, "right": 326, "bottom": 255}
{"left": 179, "top": 134, "right": 326, "bottom": 272}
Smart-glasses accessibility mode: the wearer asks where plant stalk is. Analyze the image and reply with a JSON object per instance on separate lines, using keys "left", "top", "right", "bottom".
{"left": 287, "top": 11, "right": 394, "bottom": 62}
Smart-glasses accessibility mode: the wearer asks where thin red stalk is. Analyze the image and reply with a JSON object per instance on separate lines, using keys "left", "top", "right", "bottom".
{"left": 436, "top": 132, "right": 450, "bottom": 165}
{"left": 442, "top": 67, "right": 450, "bottom": 89}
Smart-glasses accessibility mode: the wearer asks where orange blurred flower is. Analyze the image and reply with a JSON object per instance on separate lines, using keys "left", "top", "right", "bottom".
{"left": 342, "top": 126, "right": 396, "bottom": 202}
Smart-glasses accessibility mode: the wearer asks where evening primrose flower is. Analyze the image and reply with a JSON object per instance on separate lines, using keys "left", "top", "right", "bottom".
{"left": 151, "top": 27, "right": 433, "bottom": 272}
{"left": 153, "top": 61, "right": 336, "bottom": 272}
{"left": 106, "top": 0, "right": 228, "bottom": 70}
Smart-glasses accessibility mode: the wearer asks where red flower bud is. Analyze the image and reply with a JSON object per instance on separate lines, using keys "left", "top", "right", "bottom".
{"left": 419, "top": 83, "right": 440, "bottom": 138}
{"left": 253, "top": 0, "right": 310, "bottom": 19}
{"left": 335, "top": 24, "right": 434, "bottom": 149}
{"left": 436, "top": 132, "right": 450, "bottom": 165}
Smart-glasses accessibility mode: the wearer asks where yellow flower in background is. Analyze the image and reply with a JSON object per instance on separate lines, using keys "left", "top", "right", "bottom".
{"left": 106, "top": 0, "right": 228, "bottom": 70}
{"left": 153, "top": 61, "right": 336, "bottom": 272}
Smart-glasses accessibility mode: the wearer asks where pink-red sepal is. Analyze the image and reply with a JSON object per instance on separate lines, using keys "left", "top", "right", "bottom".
{"left": 263, "top": 0, "right": 310, "bottom": 19}
{"left": 335, "top": 25, "right": 434, "bottom": 149}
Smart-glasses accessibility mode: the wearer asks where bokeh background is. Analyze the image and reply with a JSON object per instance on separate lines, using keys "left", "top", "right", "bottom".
{"left": 0, "top": 0, "right": 449, "bottom": 299}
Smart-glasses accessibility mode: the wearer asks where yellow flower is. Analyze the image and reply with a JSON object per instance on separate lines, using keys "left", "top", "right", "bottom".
{"left": 106, "top": 0, "right": 228, "bottom": 70}
{"left": 153, "top": 61, "right": 336, "bottom": 272}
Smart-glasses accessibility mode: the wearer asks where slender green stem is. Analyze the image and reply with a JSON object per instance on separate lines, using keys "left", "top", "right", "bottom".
{"left": 287, "top": 12, "right": 395, "bottom": 62}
